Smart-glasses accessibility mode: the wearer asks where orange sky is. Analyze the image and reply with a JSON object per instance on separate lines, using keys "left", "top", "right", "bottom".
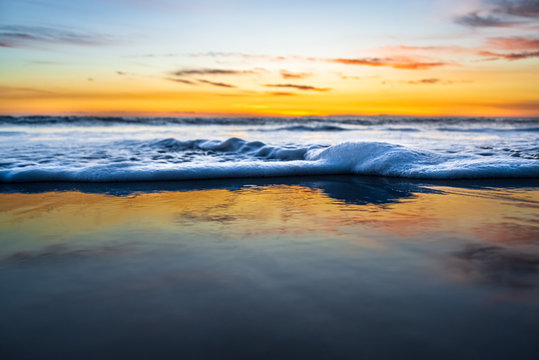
{"left": 1, "top": 0, "right": 538, "bottom": 116}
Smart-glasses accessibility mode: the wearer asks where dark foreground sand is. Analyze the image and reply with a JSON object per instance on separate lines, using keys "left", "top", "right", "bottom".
{"left": 1, "top": 176, "right": 538, "bottom": 359}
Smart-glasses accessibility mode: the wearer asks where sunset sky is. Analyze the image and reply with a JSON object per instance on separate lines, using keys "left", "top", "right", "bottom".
{"left": 1, "top": 0, "right": 538, "bottom": 116}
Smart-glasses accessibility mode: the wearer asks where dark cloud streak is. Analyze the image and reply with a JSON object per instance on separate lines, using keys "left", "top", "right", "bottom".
{"left": 408, "top": 78, "right": 442, "bottom": 84}
{"left": 264, "top": 84, "right": 331, "bottom": 92}
{"left": 407, "top": 78, "right": 457, "bottom": 85}
{"left": 0, "top": 25, "right": 111, "bottom": 48}
{"left": 164, "top": 77, "right": 197, "bottom": 85}
{"left": 454, "top": 12, "right": 518, "bottom": 27}
{"left": 330, "top": 57, "right": 448, "bottom": 70}
{"left": 478, "top": 50, "right": 539, "bottom": 59}
{"left": 197, "top": 79, "right": 236, "bottom": 88}
{"left": 172, "top": 68, "right": 260, "bottom": 77}
{"left": 280, "top": 70, "right": 312, "bottom": 79}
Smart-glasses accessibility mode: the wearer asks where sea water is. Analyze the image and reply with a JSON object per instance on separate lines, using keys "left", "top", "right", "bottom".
{"left": 1, "top": 116, "right": 538, "bottom": 182}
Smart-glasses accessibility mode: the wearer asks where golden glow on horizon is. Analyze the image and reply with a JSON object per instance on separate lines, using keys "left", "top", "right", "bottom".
{"left": 1, "top": 90, "right": 535, "bottom": 117}
{"left": 2, "top": 61, "right": 538, "bottom": 117}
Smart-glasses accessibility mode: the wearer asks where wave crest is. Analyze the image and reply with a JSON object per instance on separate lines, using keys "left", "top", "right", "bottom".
{"left": 0, "top": 139, "right": 537, "bottom": 182}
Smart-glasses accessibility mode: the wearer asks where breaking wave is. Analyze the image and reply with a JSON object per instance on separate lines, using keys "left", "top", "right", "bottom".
{"left": 0, "top": 137, "right": 537, "bottom": 182}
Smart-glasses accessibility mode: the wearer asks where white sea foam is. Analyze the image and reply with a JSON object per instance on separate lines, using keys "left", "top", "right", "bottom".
{"left": 0, "top": 136, "right": 537, "bottom": 182}
{"left": 1, "top": 116, "right": 537, "bottom": 182}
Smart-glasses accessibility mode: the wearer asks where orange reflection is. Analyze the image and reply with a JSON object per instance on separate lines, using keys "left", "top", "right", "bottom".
{"left": 0, "top": 185, "right": 537, "bottom": 256}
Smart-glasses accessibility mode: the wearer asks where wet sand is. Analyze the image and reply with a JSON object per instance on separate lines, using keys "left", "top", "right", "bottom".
{"left": 1, "top": 176, "right": 538, "bottom": 359}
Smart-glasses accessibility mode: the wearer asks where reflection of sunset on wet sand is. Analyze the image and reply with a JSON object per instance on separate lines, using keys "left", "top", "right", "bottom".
{"left": 1, "top": 184, "right": 537, "bottom": 252}
{"left": 1, "top": 179, "right": 538, "bottom": 359}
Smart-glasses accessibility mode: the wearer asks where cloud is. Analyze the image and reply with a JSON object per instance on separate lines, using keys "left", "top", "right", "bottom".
{"left": 172, "top": 68, "right": 259, "bottom": 76}
{"left": 478, "top": 35, "right": 539, "bottom": 60}
{"left": 478, "top": 50, "right": 539, "bottom": 59}
{"left": 264, "top": 84, "right": 331, "bottom": 92}
{"left": 115, "top": 70, "right": 200, "bottom": 85}
{"left": 188, "top": 52, "right": 449, "bottom": 71}
{"left": 454, "top": 1, "right": 539, "bottom": 28}
{"left": 280, "top": 70, "right": 312, "bottom": 79}
{"left": 454, "top": 12, "right": 518, "bottom": 27}
{"left": 329, "top": 57, "right": 448, "bottom": 70}
{"left": 116, "top": 70, "right": 154, "bottom": 78}
{"left": 381, "top": 45, "right": 470, "bottom": 54}
{"left": 164, "top": 77, "right": 197, "bottom": 85}
{"left": 494, "top": 0, "right": 539, "bottom": 18}
{"left": 407, "top": 78, "right": 456, "bottom": 85}
{"left": 165, "top": 68, "right": 258, "bottom": 87}
{"left": 0, "top": 25, "right": 111, "bottom": 48}
{"left": 408, "top": 78, "right": 442, "bottom": 84}
{"left": 381, "top": 36, "right": 539, "bottom": 62}
{"left": 486, "top": 36, "right": 539, "bottom": 50}
{"left": 0, "top": 85, "right": 54, "bottom": 95}
{"left": 189, "top": 52, "right": 288, "bottom": 62}
{"left": 197, "top": 79, "right": 236, "bottom": 88}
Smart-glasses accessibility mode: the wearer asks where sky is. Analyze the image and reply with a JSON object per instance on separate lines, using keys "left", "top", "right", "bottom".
{"left": 1, "top": 0, "right": 538, "bottom": 116}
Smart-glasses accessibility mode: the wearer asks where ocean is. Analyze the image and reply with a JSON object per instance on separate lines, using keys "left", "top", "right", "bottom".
{"left": 0, "top": 116, "right": 538, "bottom": 182}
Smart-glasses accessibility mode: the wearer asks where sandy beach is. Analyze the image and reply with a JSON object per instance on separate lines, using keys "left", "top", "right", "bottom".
{"left": 1, "top": 176, "right": 538, "bottom": 359}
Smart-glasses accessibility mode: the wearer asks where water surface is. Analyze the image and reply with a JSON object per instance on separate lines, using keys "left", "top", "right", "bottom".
{"left": 1, "top": 177, "right": 538, "bottom": 359}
